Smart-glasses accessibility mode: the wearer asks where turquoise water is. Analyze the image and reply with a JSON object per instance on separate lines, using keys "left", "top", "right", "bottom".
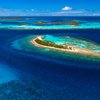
{"left": 44, "top": 35, "right": 100, "bottom": 53}
{"left": 0, "top": 22, "right": 100, "bottom": 29}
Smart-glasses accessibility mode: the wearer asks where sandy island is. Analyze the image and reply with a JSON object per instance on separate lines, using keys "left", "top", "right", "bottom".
{"left": 30, "top": 36, "right": 100, "bottom": 58}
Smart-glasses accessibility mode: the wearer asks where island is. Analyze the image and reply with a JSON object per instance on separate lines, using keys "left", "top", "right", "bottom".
{"left": 36, "top": 21, "right": 47, "bottom": 25}
{"left": 36, "top": 21, "right": 79, "bottom": 26}
{"left": 52, "top": 21, "right": 79, "bottom": 26}
{"left": 30, "top": 35, "right": 100, "bottom": 58}
{"left": 0, "top": 17, "right": 24, "bottom": 21}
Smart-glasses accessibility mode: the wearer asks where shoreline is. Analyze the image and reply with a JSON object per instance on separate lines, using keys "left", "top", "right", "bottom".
{"left": 30, "top": 36, "right": 100, "bottom": 58}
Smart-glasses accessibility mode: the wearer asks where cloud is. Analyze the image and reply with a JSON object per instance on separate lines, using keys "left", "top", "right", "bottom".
{"left": 51, "top": 9, "right": 86, "bottom": 16}
{"left": 62, "top": 6, "right": 72, "bottom": 11}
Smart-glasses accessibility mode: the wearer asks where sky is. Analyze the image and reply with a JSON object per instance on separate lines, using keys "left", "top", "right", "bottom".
{"left": 0, "top": 0, "right": 100, "bottom": 16}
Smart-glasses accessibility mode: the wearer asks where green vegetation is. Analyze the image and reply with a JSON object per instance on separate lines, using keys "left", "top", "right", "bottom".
{"left": 35, "top": 38, "right": 73, "bottom": 49}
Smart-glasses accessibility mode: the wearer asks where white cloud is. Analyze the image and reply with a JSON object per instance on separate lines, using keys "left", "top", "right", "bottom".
{"left": 62, "top": 6, "right": 72, "bottom": 11}
{"left": 51, "top": 9, "right": 86, "bottom": 16}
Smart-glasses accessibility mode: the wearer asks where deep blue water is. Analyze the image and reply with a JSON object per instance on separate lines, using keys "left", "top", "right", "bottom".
{"left": 0, "top": 16, "right": 100, "bottom": 100}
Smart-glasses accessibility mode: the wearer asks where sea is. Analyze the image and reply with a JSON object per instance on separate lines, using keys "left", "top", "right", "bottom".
{"left": 0, "top": 16, "right": 100, "bottom": 100}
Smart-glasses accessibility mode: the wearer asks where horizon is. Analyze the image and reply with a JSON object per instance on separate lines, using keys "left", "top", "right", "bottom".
{"left": 0, "top": 15, "right": 100, "bottom": 17}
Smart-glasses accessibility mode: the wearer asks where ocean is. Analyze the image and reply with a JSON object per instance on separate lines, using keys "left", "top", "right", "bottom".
{"left": 0, "top": 16, "right": 100, "bottom": 100}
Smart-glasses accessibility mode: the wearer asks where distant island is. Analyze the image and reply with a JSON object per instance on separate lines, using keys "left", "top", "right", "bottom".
{"left": 36, "top": 21, "right": 79, "bottom": 26}
{"left": 0, "top": 17, "right": 99, "bottom": 30}
{"left": 0, "top": 17, "right": 23, "bottom": 20}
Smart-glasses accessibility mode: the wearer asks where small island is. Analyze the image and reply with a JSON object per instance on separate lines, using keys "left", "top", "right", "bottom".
{"left": 36, "top": 21, "right": 47, "bottom": 25}
{"left": 36, "top": 21, "right": 79, "bottom": 26}
{"left": 30, "top": 35, "right": 100, "bottom": 58}
{"left": 0, "top": 17, "right": 24, "bottom": 21}
{"left": 53, "top": 21, "right": 79, "bottom": 26}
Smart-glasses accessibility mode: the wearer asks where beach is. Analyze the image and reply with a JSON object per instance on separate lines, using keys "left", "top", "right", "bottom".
{"left": 30, "top": 36, "right": 100, "bottom": 58}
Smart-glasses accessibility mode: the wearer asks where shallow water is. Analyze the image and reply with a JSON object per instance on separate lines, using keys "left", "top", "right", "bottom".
{"left": 43, "top": 35, "right": 100, "bottom": 52}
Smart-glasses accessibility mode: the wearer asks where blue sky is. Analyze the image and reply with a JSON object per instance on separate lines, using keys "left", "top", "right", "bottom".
{"left": 0, "top": 0, "right": 100, "bottom": 16}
